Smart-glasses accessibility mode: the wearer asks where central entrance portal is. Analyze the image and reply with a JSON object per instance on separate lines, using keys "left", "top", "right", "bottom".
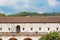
{"left": 16, "top": 25, "right": 20, "bottom": 33}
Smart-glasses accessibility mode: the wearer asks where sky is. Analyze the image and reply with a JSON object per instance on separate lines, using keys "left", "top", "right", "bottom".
{"left": 0, "top": 0, "right": 60, "bottom": 15}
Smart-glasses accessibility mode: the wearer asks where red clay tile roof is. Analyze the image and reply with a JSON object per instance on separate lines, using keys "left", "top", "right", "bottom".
{"left": 0, "top": 16, "right": 60, "bottom": 23}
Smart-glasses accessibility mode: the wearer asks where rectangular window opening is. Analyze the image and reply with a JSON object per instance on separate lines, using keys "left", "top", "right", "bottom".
{"left": 39, "top": 28, "right": 41, "bottom": 30}
{"left": 31, "top": 28, "right": 33, "bottom": 30}
{"left": 8, "top": 28, "right": 10, "bottom": 30}
{"left": 56, "top": 28, "right": 58, "bottom": 30}
{"left": 48, "top": 28, "right": 50, "bottom": 30}
{"left": 23, "top": 28, "right": 25, "bottom": 30}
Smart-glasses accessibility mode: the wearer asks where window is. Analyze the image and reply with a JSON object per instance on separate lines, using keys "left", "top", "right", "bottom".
{"left": 16, "top": 25, "right": 20, "bottom": 33}
{"left": 8, "top": 28, "right": 10, "bottom": 30}
{"left": 31, "top": 28, "right": 33, "bottom": 30}
{"left": 56, "top": 28, "right": 58, "bottom": 30}
{"left": 23, "top": 28, "right": 25, "bottom": 30}
{"left": 0, "top": 28, "right": 2, "bottom": 30}
{"left": 39, "top": 28, "right": 41, "bottom": 30}
{"left": 48, "top": 28, "right": 50, "bottom": 30}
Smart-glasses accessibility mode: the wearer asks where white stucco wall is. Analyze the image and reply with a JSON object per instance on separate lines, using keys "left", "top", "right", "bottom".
{"left": 0, "top": 23, "right": 60, "bottom": 40}
{"left": 0, "top": 23, "right": 60, "bottom": 32}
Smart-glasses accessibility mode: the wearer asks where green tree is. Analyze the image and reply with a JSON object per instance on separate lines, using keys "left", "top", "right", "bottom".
{"left": 8, "top": 12, "right": 41, "bottom": 16}
{"left": 0, "top": 13, "right": 6, "bottom": 16}
{"left": 39, "top": 32, "right": 59, "bottom": 40}
{"left": 8, "top": 12, "right": 60, "bottom": 16}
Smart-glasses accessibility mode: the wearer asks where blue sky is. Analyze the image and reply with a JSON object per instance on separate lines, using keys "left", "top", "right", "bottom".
{"left": 0, "top": 0, "right": 60, "bottom": 15}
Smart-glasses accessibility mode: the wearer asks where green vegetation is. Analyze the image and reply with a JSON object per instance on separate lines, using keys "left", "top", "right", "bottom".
{"left": 8, "top": 12, "right": 60, "bottom": 16}
{"left": 0, "top": 13, "right": 6, "bottom": 16}
{"left": 39, "top": 31, "right": 60, "bottom": 40}
{"left": 8, "top": 12, "right": 41, "bottom": 16}
{"left": 0, "top": 12, "right": 60, "bottom": 16}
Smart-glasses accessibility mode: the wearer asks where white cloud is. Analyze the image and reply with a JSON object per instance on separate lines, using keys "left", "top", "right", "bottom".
{"left": 21, "top": 0, "right": 30, "bottom": 3}
{"left": 0, "top": 0, "right": 30, "bottom": 6}
{"left": 0, "top": 0, "right": 8, "bottom": 6}
{"left": 0, "top": 0, "right": 19, "bottom": 6}
{"left": 48, "top": 0, "right": 58, "bottom": 6}
{"left": 0, "top": 0, "right": 30, "bottom": 14}
{"left": 38, "top": 11, "right": 45, "bottom": 14}
{"left": 10, "top": 0, "right": 30, "bottom": 10}
{"left": 23, "top": 4, "right": 30, "bottom": 8}
{"left": 9, "top": 0, "right": 30, "bottom": 9}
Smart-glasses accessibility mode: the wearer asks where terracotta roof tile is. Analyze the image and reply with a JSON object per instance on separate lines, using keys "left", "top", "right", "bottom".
{"left": 0, "top": 16, "right": 60, "bottom": 23}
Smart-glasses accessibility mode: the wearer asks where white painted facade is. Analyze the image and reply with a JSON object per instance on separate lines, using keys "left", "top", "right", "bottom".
{"left": 0, "top": 23, "right": 60, "bottom": 40}
{"left": 0, "top": 23, "right": 60, "bottom": 32}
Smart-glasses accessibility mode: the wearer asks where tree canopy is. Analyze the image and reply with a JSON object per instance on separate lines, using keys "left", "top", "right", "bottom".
{"left": 0, "top": 13, "right": 6, "bottom": 16}
{"left": 39, "top": 32, "right": 60, "bottom": 40}
{"left": 0, "top": 12, "right": 60, "bottom": 16}
{"left": 8, "top": 12, "right": 41, "bottom": 16}
{"left": 8, "top": 12, "right": 60, "bottom": 16}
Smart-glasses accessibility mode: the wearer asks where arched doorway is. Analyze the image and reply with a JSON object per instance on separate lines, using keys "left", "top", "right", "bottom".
{"left": 9, "top": 38, "right": 17, "bottom": 40}
{"left": 16, "top": 25, "right": 20, "bottom": 33}
{"left": 0, "top": 38, "right": 2, "bottom": 40}
{"left": 24, "top": 38, "right": 32, "bottom": 40}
